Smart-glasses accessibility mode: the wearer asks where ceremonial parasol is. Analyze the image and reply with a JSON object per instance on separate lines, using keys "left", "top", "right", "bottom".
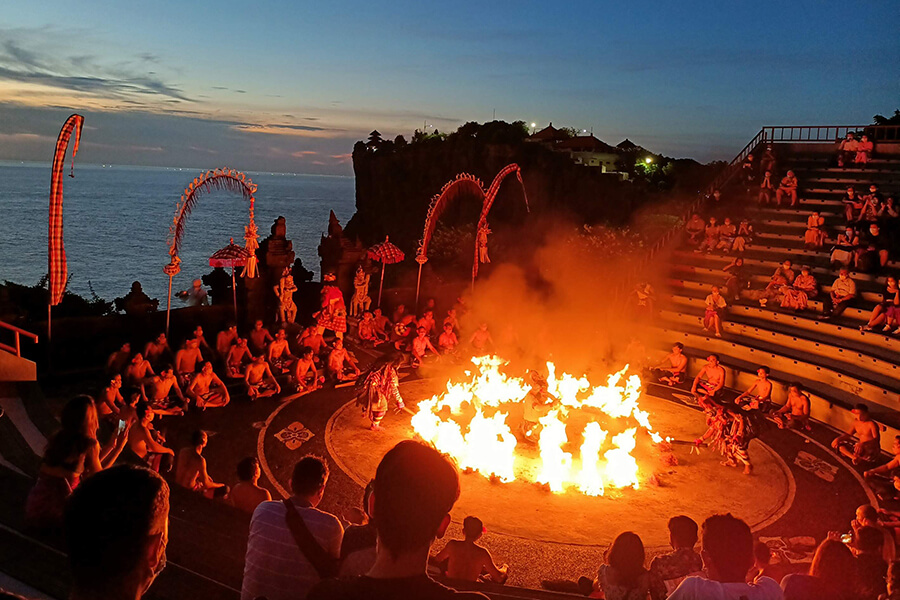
{"left": 367, "top": 236, "right": 405, "bottom": 307}
{"left": 209, "top": 238, "right": 251, "bottom": 319}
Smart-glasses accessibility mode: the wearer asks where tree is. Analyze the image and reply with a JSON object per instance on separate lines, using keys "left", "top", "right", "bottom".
{"left": 873, "top": 109, "right": 900, "bottom": 125}
{"left": 394, "top": 134, "right": 407, "bottom": 147}
{"left": 367, "top": 130, "right": 383, "bottom": 146}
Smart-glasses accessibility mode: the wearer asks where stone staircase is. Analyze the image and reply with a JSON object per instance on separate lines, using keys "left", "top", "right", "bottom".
{"left": 654, "top": 137, "right": 900, "bottom": 447}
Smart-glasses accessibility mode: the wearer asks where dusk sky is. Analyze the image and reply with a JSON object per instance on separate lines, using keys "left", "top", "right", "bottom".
{"left": 1, "top": 1, "right": 897, "bottom": 174}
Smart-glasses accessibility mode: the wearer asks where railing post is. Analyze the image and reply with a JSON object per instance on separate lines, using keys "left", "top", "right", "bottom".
{"left": 15, "top": 332, "right": 20, "bottom": 357}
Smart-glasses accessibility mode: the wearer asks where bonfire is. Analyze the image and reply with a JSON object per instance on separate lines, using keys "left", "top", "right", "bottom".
{"left": 410, "top": 356, "right": 668, "bottom": 497}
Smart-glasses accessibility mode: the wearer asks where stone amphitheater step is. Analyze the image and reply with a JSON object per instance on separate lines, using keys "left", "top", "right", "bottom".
{"left": 646, "top": 336, "right": 900, "bottom": 447}
{"left": 713, "top": 244, "right": 900, "bottom": 272}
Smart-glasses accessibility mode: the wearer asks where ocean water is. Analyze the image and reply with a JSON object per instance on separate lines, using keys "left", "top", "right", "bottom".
{"left": 0, "top": 162, "right": 356, "bottom": 304}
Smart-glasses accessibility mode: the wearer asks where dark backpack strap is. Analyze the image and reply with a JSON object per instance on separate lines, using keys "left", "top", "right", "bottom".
{"left": 282, "top": 499, "right": 339, "bottom": 579}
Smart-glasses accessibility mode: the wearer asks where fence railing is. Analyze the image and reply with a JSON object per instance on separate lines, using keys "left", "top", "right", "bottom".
{"left": 0, "top": 320, "right": 38, "bottom": 358}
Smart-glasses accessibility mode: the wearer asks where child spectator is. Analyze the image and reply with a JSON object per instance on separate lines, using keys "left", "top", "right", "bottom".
{"left": 432, "top": 516, "right": 508, "bottom": 584}
{"left": 438, "top": 322, "right": 459, "bottom": 354}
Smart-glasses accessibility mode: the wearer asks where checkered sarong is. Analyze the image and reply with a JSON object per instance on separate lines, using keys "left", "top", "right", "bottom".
{"left": 48, "top": 115, "right": 84, "bottom": 306}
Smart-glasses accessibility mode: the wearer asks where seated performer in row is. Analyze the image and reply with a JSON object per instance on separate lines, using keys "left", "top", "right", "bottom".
{"left": 411, "top": 327, "right": 438, "bottom": 368}
{"left": 735, "top": 367, "right": 772, "bottom": 411}
{"left": 438, "top": 322, "right": 459, "bottom": 354}
{"left": 146, "top": 366, "right": 187, "bottom": 415}
{"left": 772, "top": 384, "right": 810, "bottom": 431}
{"left": 245, "top": 354, "right": 281, "bottom": 400}
{"left": 187, "top": 362, "right": 230, "bottom": 409}
{"left": 831, "top": 403, "right": 881, "bottom": 465}
{"left": 226, "top": 338, "right": 253, "bottom": 379}
{"left": 329, "top": 338, "right": 360, "bottom": 382}
{"left": 691, "top": 354, "right": 726, "bottom": 409}
{"left": 175, "top": 339, "right": 204, "bottom": 387}
{"left": 292, "top": 347, "right": 323, "bottom": 393}
{"left": 651, "top": 342, "right": 687, "bottom": 386}
{"left": 268, "top": 329, "right": 296, "bottom": 374}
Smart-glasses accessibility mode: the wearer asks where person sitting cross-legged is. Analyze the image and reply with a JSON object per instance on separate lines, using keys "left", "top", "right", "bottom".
{"left": 145, "top": 365, "right": 187, "bottom": 415}
{"left": 328, "top": 337, "right": 360, "bottom": 382}
{"left": 772, "top": 383, "right": 811, "bottom": 431}
{"left": 292, "top": 346, "right": 323, "bottom": 393}
{"left": 650, "top": 342, "right": 688, "bottom": 387}
{"left": 268, "top": 328, "right": 297, "bottom": 374}
{"left": 432, "top": 516, "right": 508, "bottom": 584}
{"left": 245, "top": 353, "right": 281, "bottom": 400}
{"left": 831, "top": 403, "right": 881, "bottom": 465}
{"left": 187, "top": 362, "right": 230, "bottom": 409}
{"left": 225, "top": 337, "right": 252, "bottom": 378}
{"left": 691, "top": 354, "right": 726, "bottom": 409}
{"left": 736, "top": 367, "right": 773, "bottom": 412}
{"left": 174, "top": 430, "right": 228, "bottom": 499}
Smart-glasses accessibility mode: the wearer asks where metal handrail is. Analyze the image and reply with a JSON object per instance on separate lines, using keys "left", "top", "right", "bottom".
{"left": 0, "top": 320, "right": 39, "bottom": 358}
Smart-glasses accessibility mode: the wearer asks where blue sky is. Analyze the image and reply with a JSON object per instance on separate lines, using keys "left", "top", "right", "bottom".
{"left": 1, "top": 0, "right": 897, "bottom": 173}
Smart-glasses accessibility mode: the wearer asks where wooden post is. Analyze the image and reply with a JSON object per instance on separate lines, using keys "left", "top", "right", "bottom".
{"left": 378, "top": 262, "right": 386, "bottom": 307}
{"left": 165, "top": 273, "right": 173, "bottom": 337}
{"left": 231, "top": 264, "right": 238, "bottom": 321}
{"left": 415, "top": 262, "right": 423, "bottom": 309}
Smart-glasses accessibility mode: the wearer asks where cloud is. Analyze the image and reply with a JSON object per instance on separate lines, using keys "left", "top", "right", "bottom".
{"left": 330, "top": 153, "right": 352, "bottom": 162}
{"left": 291, "top": 150, "right": 318, "bottom": 157}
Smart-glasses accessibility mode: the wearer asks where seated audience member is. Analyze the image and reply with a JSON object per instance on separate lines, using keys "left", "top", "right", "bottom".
{"left": 411, "top": 326, "right": 439, "bottom": 368}
{"left": 772, "top": 384, "right": 811, "bottom": 431}
{"left": 758, "top": 171, "right": 775, "bottom": 205}
{"left": 187, "top": 362, "right": 230, "bottom": 409}
{"left": 299, "top": 325, "right": 327, "bottom": 362}
{"left": 225, "top": 337, "right": 252, "bottom": 378}
{"left": 703, "top": 286, "right": 727, "bottom": 337}
{"left": 831, "top": 404, "right": 881, "bottom": 465}
{"left": 64, "top": 465, "right": 169, "bottom": 600}
{"left": 668, "top": 514, "right": 782, "bottom": 599}
{"left": 145, "top": 366, "right": 187, "bottom": 415}
{"left": 838, "top": 132, "right": 859, "bottom": 167}
{"left": 691, "top": 354, "right": 726, "bottom": 408}
{"left": 780, "top": 266, "right": 818, "bottom": 311}
{"left": 804, "top": 212, "right": 827, "bottom": 248}
{"left": 307, "top": 441, "right": 486, "bottom": 600}
{"left": 733, "top": 219, "right": 753, "bottom": 253}
{"left": 470, "top": 322, "right": 494, "bottom": 354}
{"left": 106, "top": 342, "right": 132, "bottom": 376}
{"left": 716, "top": 217, "right": 737, "bottom": 253}
{"left": 216, "top": 323, "right": 238, "bottom": 360}
{"left": 858, "top": 222, "right": 891, "bottom": 272}
{"left": 648, "top": 515, "right": 704, "bottom": 597}
{"left": 760, "top": 145, "right": 777, "bottom": 174}
{"left": 97, "top": 374, "right": 125, "bottom": 419}
{"left": 127, "top": 402, "right": 174, "bottom": 472}
{"left": 25, "top": 395, "right": 129, "bottom": 528}
{"left": 862, "top": 276, "right": 900, "bottom": 332}
{"left": 268, "top": 328, "right": 297, "bottom": 374}
{"left": 174, "top": 338, "right": 203, "bottom": 387}
{"left": 723, "top": 257, "right": 748, "bottom": 301}
{"left": 880, "top": 195, "right": 900, "bottom": 223}
{"left": 855, "top": 134, "right": 874, "bottom": 166}
{"left": 852, "top": 504, "right": 897, "bottom": 563}
{"left": 882, "top": 560, "right": 900, "bottom": 600}
{"left": 143, "top": 333, "right": 172, "bottom": 369}
{"left": 249, "top": 319, "right": 274, "bottom": 356}
{"left": 592, "top": 532, "right": 652, "bottom": 599}
{"left": 865, "top": 184, "right": 886, "bottom": 214}
{"left": 118, "top": 388, "right": 142, "bottom": 426}
{"left": 748, "top": 541, "right": 784, "bottom": 585}
{"left": 781, "top": 538, "right": 856, "bottom": 600}
{"left": 821, "top": 268, "right": 857, "bottom": 320}
{"left": 758, "top": 260, "right": 795, "bottom": 307}
{"left": 736, "top": 367, "right": 773, "bottom": 411}
{"left": 242, "top": 456, "right": 343, "bottom": 600}
{"left": 433, "top": 516, "right": 508, "bottom": 584}
{"left": 696, "top": 217, "right": 720, "bottom": 253}
{"left": 372, "top": 308, "right": 392, "bottom": 339}
{"left": 855, "top": 526, "right": 889, "bottom": 599}
{"left": 651, "top": 342, "right": 688, "bottom": 387}
{"left": 830, "top": 226, "right": 860, "bottom": 268}
{"left": 174, "top": 430, "right": 228, "bottom": 499}
{"left": 740, "top": 154, "right": 756, "bottom": 187}
{"left": 123, "top": 352, "right": 154, "bottom": 388}
{"left": 438, "top": 322, "right": 459, "bottom": 354}
{"left": 843, "top": 186, "right": 865, "bottom": 223}
{"left": 328, "top": 338, "right": 360, "bottom": 382}
{"left": 861, "top": 192, "right": 883, "bottom": 224}
{"left": 245, "top": 354, "right": 281, "bottom": 400}
{"left": 340, "top": 480, "right": 378, "bottom": 577}
{"left": 776, "top": 170, "right": 799, "bottom": 207}
{"left": 230, "top": 457, "right": 272, "bottom": 514}
{"left": 292, "top": 347, "right": 323, "bottom": 393}
{"left": 188, "top": 325, "right": 213, "bottom": 358}
{"left": 685, "top": 213, "right": 706, "bottom": 246}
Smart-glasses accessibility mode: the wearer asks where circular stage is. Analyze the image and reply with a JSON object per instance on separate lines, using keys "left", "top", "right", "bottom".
{"left": 324, "top": 378, "right": 795, "bottom": 549}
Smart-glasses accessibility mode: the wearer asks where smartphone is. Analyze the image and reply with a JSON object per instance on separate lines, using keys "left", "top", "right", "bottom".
{"left": 840, "top": 533, "right": 852, "bottom": 545}
{"left": 117, "top": 419, "right": 128, "bottom": 434}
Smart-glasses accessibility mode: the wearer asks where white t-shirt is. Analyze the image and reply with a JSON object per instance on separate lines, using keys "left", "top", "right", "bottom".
{"left": 668, "top": 576, "right": 783, "bottom": 600}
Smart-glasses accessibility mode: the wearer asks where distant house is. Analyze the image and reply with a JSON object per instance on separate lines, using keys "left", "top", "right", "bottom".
{"left": 616, "top": 138, "right": 642, "bottom": 152}
{"left": 527, "top": 123, "right": 569, "bottom": 144}
{"left": 555, "top": 135, "right": 620, "bottom": 172}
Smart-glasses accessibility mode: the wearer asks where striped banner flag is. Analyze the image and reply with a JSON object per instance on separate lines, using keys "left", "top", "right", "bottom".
{"left": 48, "top": 114, "right": 84, "bottom": 306}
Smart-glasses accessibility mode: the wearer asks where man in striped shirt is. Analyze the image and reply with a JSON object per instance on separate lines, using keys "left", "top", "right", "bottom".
{"left": 241, "top": 456, "right": 343, "bottom": 600}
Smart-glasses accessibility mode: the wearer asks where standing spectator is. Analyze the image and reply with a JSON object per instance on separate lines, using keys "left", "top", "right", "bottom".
{"left": 669, "top": 514, "right": 782, "bottom": 599}
{"left": 781, "top": 538, "right": 856, "bottom": 600}
{"left": 838, "top": 132, "right": 859, "bottom": 167}
{"left": 649, "top": 516, "right": 704, "bottom": 598}
{"left": 432, "top": 516, "right": 508, "bottom": 584}
{"left": 821, "top": 268, "right": 857, "bottom": 320}
{"left": 307, "top": 441, "right": 487, "bottom": 600}
{"left": 242, "top": 455, "right": 343, "bottom": 600}
{"left": 65, "top": 465, "right": 169, "bottom": 600}
{"left": 856, "top": 135, "right": 874, "bottom": 167}
{"left": 855, "top": 526, "right": 889, "bottom": 599}
{"left": 229, "top": 457, "right": 272, "bottom": 514}
{"left": 593, "top": 531, "right": 653, "bottom": 600}
{"left": 776, "top": 171, "right": 799, "bottom": 207}
{"left": 25, "top": 395, "right": 130, "bottom": 528}
{"left": 759, "top": 145, "right": 777, "bottom": 174}
{"left": 703, "top": 286, "right": 727, "bottom": 337}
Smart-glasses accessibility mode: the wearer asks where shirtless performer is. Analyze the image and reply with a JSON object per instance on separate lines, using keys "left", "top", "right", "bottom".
{"left": 143, "top": 333, "right": 172, "bottom": 369}
{"left": 245, "top": 354, "right": 281, "bottom": 400}
{"left": 651, "top": 342, "right": 688, "bottom": 386}
{"left": 123, "top": 352, "right": 154, "bottom": 389}
{"left": 418, "top": 310, "right": 436, "bottom": 337}
{"left": 298, "top": 325, "right": 327, "bottom": 363}
{"left": 438, "top": 322, "right": 459, "bottom": 354}
{"left": 187, "top": 362, "right": 230, "bottom": 409}
{"left": 175, "top": 338, "right": 203, "bottom": 387}
{"left": 127, "top": 402, "right": 174, "bottom": 472}
{"left": 97, "top": 374, "right": 124, "bottom": 419}
{"left": 831, "top": 403, "right": 881, "bottom": 465}
{"left": 411, "top": 326, "right": 439, "bottom": 368}
{"left": 216, "top": 323, "right": 238, "bottom": 360}
{"left": 691, "top": 354, "right": 726, "bottom": 410}
{"left": 444, "top": 308, "right": 460, "bottom": 332}
{"left": 175, "top": 431, "right": 228, "bottom": 499}
{"left": 144, "top": 366, "right": 187, "bottom": 415}
{"left": 735, "top": 366, "right": 773, "bottom": 411}
{"left": 292, "top": 347, "right": 323, "bottom": 393}
{"left": 432, "top": 516, "right": 508, "bottom": 584}
{"left": 230, "top": 457, "right": 272, "bottom": 514}
{"left": 106, "top": 342, "right": 132, "bottom": 376}
{"left": 357, "top": 312, "right": 380, "bottom": 346}
{"left": 470, "top": 323, "right": 494, "bottom": 354}
{"left": 328, "top": 338, "right": 360, "bottom": 382}
{"left": 268, "top": 329, "right": 297, "bottom": 374}
{"left": 772, "top": 383, "right": 811, "bottom": 430}
{"left": 864, "top": 436, "right": 900, "bottom": 481}
{"left": 249, "top": 319, "right": 274, "bottom": 356}
{"left": 372, "top": 308, "right": 391, "bottom": 340}
{"left": 189, "top": 325, "right": 213, "bottom": 358}
{"left": 225, "top": 338, "right": 252, "bottom": 379}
